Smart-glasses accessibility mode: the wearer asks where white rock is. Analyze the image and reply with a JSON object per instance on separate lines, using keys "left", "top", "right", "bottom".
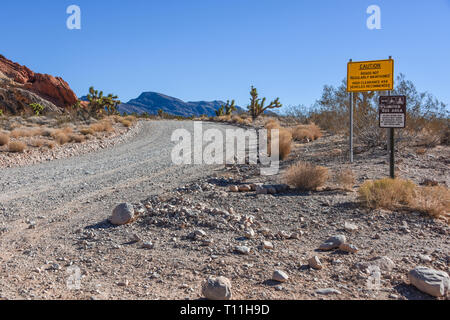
{"left": 235, "top": 246, "right": 251, "bottom": 255}
{"left": 202, "top": 276, "right": 232, "bottom": 300}
{"left": 409, "top": 267, "right": 450, "bottom": 297}
{"left": 109, "top": 203, "right": 135, "bottom": 225}
{"left": 309, "top": 256, "right": 323, "bottom": 270}
{"left": 344, "top": 222, "right": 358, "bottom": 232}
{"left": 316, "top": 288, "right": 341, "bottom": 295}
{"left": 319, "top": 235, "right": 346, "bottom": 251}
{"left": 262, "top": 241, "right": 274, "bottom": 250}
{"left": 272, "top": 270, "right": 289, "bottom": 283}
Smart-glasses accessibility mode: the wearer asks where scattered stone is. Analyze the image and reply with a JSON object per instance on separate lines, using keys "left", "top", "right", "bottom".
{"left": 202, "top": 276, "right": 232, "bottom": 300}
{"left": 356, "top": 256, "right": 395, "bottom": 273}
{"left": 308, "top": 256, "right": 323, "bottom": 270}
{"left": 272, "top": 270, "right": 289, "bottom": 283}
{"left": 344, "top": 222, "right": 358, "bottom": 232}
{"left": 109, "top": 203, "right": 135, "bottom": 225}
{"left": 316, "top": 288, "right": 341, "bottom": 295}
{"left": 319, "top": 235, "right": 346, "bottom": 251}
{"left": 262, "top": 241, "right": 274, "bottom": 250}
{"left": 419, "top": 254, "right": 432, "bottom": 263}
{"left": 234, "top": 246, "right": 251, "bottom": 255}
{"left": 408, "top": 267, "right": 450, "bottom": 297}
{"left": 244, "top": 228, "right": 256, "bottom": 239}
{"left": 339, "top": 243, "right": 359, "bottom": 254}
{"left": 229, "top": 185, "right": 239, "bottom": 193}
{"left": 142, "top": 242, "right": 154, "bottom": 249}
{"left": 130, "top": 233, "right": 141, "bottom": 243}
{"left": 117, "top": 280, "right": 129, "bottom": 287}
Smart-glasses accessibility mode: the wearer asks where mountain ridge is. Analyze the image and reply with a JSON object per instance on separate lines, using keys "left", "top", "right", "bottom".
{"left": 117, "top": 92, "right": 244, "bottom": 117}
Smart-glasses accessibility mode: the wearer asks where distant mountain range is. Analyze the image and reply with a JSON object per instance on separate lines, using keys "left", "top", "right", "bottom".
{"left": 111, "top": 92, "right": 244, "bottom": 117}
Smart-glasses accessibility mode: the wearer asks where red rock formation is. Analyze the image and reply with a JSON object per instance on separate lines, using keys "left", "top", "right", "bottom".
{"left": 0, "top": 54, "right": 77, "bottom": 108}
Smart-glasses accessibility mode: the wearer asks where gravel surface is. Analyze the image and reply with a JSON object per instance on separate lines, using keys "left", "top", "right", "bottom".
{"left": 0, "top": 121, "right": 448, "bottom": 300}
{"left": 0, "top": 120, "right": 231, "bottom": 299}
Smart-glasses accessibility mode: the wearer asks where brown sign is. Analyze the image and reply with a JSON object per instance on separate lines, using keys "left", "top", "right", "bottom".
{"left": 379, "top": 96, "right": 406, "bottom": 128}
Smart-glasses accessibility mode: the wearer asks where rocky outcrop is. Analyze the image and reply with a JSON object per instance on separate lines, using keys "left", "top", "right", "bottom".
{"left": 0, "top": 55, "right": 77, "bottom": 114}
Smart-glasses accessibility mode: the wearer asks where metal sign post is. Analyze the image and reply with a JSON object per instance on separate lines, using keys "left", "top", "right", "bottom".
{"left": 379, "top": 94, "right": 406, "bottom": 179}
{"left": 349, "top": 59, "right": 354, "bottom": 163}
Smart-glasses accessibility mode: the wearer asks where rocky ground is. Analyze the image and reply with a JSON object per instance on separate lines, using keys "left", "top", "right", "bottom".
{"left": 0, "top": 120, "right": 448, "bottom": 300}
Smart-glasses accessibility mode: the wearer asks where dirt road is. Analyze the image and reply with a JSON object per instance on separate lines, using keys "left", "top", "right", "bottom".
{"left": 0, "top": 121, "right": 232, "bottom": 299}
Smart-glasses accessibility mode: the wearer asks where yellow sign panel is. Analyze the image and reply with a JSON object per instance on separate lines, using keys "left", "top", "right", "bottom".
{"left": 347, "top": 59, "right": 394, "bottom": 92}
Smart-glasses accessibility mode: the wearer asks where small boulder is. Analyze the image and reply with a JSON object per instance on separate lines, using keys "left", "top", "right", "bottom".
{"left": 319, "top": 235, "right": 346, "bottom": 251}
{"left": 202, "top": 276, "right": 232, "bottom": 300}
{"left": 309, "top": 256, "right": 323, "bottom": 270}
{"left": 272, "top": 270, "right": 289, "bottom": 283}
{"left": 109, "top": 203, "right": 135, "bottom": 225}
{"left": 408, "top": 267, "right": 450, "bottom": 297}
{"left": 229, "top": 185, "right": 239, "bottom": 192}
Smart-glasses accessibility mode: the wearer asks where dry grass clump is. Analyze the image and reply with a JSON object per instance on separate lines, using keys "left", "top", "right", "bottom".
{"left": 29, "top": 138, "right": 46, "bottom": 148}
{"left": 359, "top": 178, "right": 416, "bottom": 210}
{"left": 265, "top": 119, "right": 281, "bottom": 130}
{"left": 284, "top": 161, "right": 329, "bottom": 191}
{"left": 359, "top": 178, "right": 449, "bottom": 219}
{"left": 10, "top": 127, "right": 44, "bottom": 138}
{"left": 414, "top": 186, "right": 450, "bottom": 219}
{"left": 80, "top": 127, "right": 95, "bottom": 136}
{"left": 335, "top": 169, "right": 356, "bottom": 190}
{"left": 90, "top": 120, "right": 113, "bottom": 133}
{"left": 0, "top": 133, "right": 10, "bottom": 146}
{"left": 215, "top": 115, "right": 232, "bottom": 122}
{"left": 69, "top": 134, "right": 86, "bottom": 143}
{"left": 267, "top": 127, "right": 293, "bottom": 160}
{"left": 8, "top": 141, "right": 26, "bottom": 153}
{"left": 54, "top": 132, "right": 70, "bottom": 145}
{"left": 292, "top": 123, "right": 323, "bottom": 142}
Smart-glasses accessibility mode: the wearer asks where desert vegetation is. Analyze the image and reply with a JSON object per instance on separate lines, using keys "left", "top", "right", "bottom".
{"left": 359, "top": 178, "right": 449, "bottom": 219}
{"left": 284, "top": 161, "right": 329, "bottom": 191}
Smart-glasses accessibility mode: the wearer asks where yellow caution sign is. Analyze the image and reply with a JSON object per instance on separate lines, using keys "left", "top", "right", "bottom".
{"left": 347, "top": 59, "right": 394, "bottom": 92}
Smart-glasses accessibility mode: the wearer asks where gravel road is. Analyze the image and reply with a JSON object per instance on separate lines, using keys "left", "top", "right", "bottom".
{"left": 0, "top": 121, "right": 235, "bottom": 299}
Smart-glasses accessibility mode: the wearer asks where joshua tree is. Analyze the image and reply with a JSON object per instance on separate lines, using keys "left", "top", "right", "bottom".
{"left": 215, "top": 105, "right": 225, "bottom": 117}
{"left": 247, "top": 86, "right": 282, "bottom": 120}
{"left": 87, "top": 86, "right": 121, "bottom": 117}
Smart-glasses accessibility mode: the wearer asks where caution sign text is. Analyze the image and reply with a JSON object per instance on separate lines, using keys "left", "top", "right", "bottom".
{"left": 347, "top": 59, "right": 394, "bottom": 92}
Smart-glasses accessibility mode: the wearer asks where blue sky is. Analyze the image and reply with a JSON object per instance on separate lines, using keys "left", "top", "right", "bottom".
{"left": 1, "top": 0, "right": 449, "bottom": 111}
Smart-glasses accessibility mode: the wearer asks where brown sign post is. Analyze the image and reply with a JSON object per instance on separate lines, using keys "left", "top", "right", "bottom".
{"left": 379, "top": 95, "right": 407, "bottom": 178}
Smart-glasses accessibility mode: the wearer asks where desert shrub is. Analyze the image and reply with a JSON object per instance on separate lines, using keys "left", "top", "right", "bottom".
{"left": 0, "top": 133, "right": 10, "bottom": 146}
{"left": 29, "top": 138, "right": 46, "bottom": 148}
{"left": 29, "top": 103, "right": 45, "bottom": 116}
{"left": 284, "top": 161, "right": 329, "bottom": 191}
{"left": 69, "top": 134, "right": 85, "bottom": 143}
{"left": 359, "top": 178, "right": 416, "bottom": 210}
{"left": 265, "top": 119, "right": 281, "bottom": 130}
{"left": 90, "top": 120, "right": 113, "bottom": 132}
{"left": 267, "top": 127, "right": 292, "bottom": 160}
{"left": 359, "top": 178, "right": 449, "bottom": 219}
{"left": 10, "top": 128, "right": 41, "bottom": 138}
{"left": 335, "top": 169, "right": 356, "bottom": 190}
{"left": 119, "top": 119, "right": 132, "bottom": 128}
{"left": 54, "top": 132, "right": 70, "bottom": 145}
{"left": 8, "top": 141, "right": 26, "bottom": 153}
{"left": 80, "top": 127, "right": 95, "bottom": 135}
{"left": 46, "top": 141, "right": 56, "bottom": 149}
{"left": 295, "top": 74, "right": 448, "bottom": 150}
{"left": 414, "top": 186, "right": 449, "bottom": 219}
